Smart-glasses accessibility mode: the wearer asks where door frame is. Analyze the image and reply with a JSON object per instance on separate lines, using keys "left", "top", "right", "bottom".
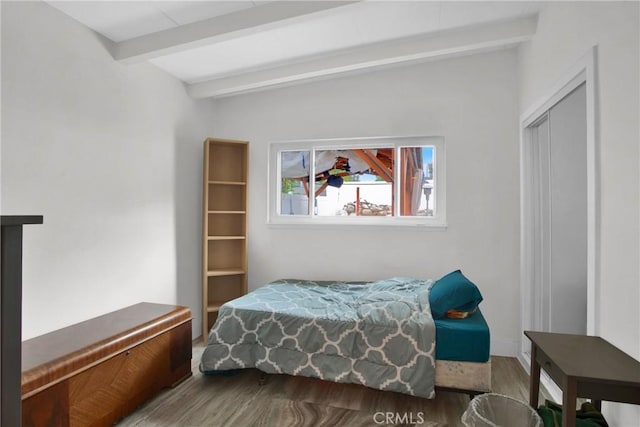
{"left": 519, "top": 46, "right": 599, "bottom": 364}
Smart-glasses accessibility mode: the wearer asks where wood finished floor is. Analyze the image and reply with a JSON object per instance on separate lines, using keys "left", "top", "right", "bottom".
{"left": 117, "top": 343, "right": 549, "bottom": 427}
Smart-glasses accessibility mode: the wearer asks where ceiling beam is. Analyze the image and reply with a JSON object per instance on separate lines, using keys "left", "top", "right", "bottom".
{"left": 186, "top": 16, "right": 538, "bottom": 99}
{"left": 113, "top": 1, "right": 359, "bottom": 63}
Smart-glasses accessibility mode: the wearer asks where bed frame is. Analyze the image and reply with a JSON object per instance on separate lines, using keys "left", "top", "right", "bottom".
{"left": 435, "top": 359, "right": 492, "bottom": 396}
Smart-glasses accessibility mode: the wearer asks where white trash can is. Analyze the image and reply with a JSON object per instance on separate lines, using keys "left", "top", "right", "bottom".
{"left": 461, "top": 393, "right": 543, "bottom": 427}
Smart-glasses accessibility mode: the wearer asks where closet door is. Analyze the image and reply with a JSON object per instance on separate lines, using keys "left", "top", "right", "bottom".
{"left": 529, "top": 115, "right": 551, "bottom": 333}
{"left": 547, "top": 83, "right": 588, "bottom": 335}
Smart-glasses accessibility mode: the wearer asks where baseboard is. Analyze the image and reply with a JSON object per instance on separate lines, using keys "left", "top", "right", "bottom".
{"left": 491, "top": 338, "right": 519, "bottom": 357}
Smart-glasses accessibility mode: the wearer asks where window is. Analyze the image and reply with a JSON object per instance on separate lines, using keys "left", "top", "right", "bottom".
{"left": 269, "top": 136, "right": 446, "bottom": 227}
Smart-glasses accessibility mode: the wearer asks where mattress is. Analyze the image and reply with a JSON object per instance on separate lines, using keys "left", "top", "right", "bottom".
{"left": 434, "top": 309, "right": 490, "bottom": 363}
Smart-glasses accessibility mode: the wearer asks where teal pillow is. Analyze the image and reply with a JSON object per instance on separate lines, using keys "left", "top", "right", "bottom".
{"left": 429, "top": 270, "right": 483, "bottom": 319}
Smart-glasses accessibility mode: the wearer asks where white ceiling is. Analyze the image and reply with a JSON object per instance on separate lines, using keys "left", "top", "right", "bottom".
{"left": 46, "top": 1, "right": 542, "bottom": 98}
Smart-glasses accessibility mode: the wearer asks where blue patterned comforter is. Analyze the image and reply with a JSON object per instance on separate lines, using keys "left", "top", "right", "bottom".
{"left": 200, "top": 277, "right": 436, "bottom": 398}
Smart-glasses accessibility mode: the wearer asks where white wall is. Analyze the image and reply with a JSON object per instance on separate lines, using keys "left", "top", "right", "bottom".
{"left": 518, "top": 2, "right": 640, "bottom": 425}
{"left": 211, "top": 49, "right": 521, "bottom": 356}
{"left": 1, "top": 1, "right": 215, "bottom": 339}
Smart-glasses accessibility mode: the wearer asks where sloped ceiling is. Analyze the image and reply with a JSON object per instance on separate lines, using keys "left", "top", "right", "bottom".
{"left": 47, "top": 1, "right": 541, "bottom": 98}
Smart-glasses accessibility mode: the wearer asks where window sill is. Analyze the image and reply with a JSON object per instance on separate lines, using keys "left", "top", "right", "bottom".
{"left": 267, "top": 217, "right": 448, "bottom": 230}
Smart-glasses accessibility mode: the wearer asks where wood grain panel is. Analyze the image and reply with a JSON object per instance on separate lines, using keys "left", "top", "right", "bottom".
{"left": 69, "top": 331, "right": 172, "bottom": 426}
{"left": 170, "top": 322, "right": 193, "bottom": 381}
{"left": 68, "top": 349, "right": 130, "bottom": 426}
{"left": 22, "top": 380, "right": 69, "bottom": 427}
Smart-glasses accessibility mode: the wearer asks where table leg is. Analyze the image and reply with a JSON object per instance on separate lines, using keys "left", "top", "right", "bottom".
{"left": 562, "top": 376, "right": 577, "bottom": 427}
{"left": 529, "top": 343, "right": 541, "bottom": 408}
{"left": 1, "top": 225, "right": 24, "bottom": 427}
{"left": 592, "top": 399, "right": 602, "bottom": 412}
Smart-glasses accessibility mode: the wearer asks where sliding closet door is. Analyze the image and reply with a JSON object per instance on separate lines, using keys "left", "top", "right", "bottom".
{"left": 547, "top": 83, "right": 588, "bottom": 335}
{"left": 529, "top": 115, "right": 551, "bottom": 333}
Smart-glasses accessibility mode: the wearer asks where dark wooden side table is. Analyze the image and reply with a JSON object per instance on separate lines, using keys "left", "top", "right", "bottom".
{"left": 525, "top": 331, "right": 640, "bottom": 427}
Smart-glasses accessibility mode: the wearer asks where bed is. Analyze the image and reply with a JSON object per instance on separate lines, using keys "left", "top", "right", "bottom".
{"left": 200, "top": 273, "right": 491, "bottom": 398}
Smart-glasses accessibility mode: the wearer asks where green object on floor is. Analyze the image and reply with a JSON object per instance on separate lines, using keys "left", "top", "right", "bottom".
{"left": 537, "top": 400, "right": 609, "bottom": 427}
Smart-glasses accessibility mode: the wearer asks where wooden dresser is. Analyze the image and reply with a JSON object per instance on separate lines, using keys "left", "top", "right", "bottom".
{"left": 22, "top": 303, "right": 192, "bottom": 427}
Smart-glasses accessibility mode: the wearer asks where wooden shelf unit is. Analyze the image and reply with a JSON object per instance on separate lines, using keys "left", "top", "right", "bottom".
{"left": 202, "top": 138, "right": 249, "bottom": 339}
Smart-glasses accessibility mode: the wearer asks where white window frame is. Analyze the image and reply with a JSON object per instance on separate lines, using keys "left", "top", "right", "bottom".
{"left": 268, "top": 136, "right": 447, "bottom": 228}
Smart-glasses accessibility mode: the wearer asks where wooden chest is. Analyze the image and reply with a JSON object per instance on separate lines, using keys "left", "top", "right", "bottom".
{"left": 21, "top": 303, "right": 192, "bottom": 427}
